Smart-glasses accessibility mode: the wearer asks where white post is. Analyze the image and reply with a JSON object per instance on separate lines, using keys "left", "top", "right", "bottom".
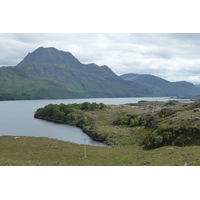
{"left": 84, "top": 139, "right": 87, "bottom": 158}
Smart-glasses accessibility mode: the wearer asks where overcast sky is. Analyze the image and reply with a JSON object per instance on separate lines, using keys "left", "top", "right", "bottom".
{"left": 1, "top": 33, "right": 200, "bottom": 84}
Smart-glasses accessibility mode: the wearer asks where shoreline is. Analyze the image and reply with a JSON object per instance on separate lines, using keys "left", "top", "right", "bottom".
{"left": 34, "top": 115, "right": 111, "bottom": 146}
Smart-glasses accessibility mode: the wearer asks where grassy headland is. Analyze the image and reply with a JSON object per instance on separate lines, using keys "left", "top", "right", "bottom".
{"left": 34, "top": 100, "right": 200, "bottom": 148}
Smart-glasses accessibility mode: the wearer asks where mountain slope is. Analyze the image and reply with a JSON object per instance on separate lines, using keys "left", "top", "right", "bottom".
{"left": 0, "top": 47, "right": 151, "bottom": 100}
{"left": 120, "top": 73, "right": 200, "bottom": 96}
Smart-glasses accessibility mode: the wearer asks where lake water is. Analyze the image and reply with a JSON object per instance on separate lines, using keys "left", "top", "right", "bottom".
{"left": 0, "top": 97, "right": 190, "bottom": 146}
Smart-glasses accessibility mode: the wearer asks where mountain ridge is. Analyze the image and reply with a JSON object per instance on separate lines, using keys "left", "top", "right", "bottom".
{"left": 0, "top": 47, "right": 150, "bottom": 100}
{"left": 0, "top": 47, "right": 199, "bottom": 100}
{"left": 120, "top": 73, "right": 200, "bottom": 96}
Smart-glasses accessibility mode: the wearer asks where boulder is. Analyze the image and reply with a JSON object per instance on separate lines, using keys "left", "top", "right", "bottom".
{"left": 194, "top": 108, "right": 200, "bottom": 112}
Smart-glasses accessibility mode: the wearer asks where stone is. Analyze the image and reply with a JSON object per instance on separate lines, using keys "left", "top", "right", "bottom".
{"left": 194, "top": 108, "right": 200, "bottom": 112}
{"left": 166, "top": 147, "right": 174, "bottom": 150}
{"left": 142, "top": 161, "right": 150, "bottom": 165}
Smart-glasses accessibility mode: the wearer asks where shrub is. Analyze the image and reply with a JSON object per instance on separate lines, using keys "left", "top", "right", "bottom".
{"left": 162, "top": 131, "right": 173, "bottom": 143}
{"left": 154, "top": 135, "right": 163, "bottom": 148}
{"left": 129, "top": 118, "right": 139, "bottom": 127}
{"left": 142, "top": 120, "right": 147, "bottom": 126}
{"left": 113, "top": 115, "right": 130, "bottom": 125}
{"left": 119, "top": 116, "right": 130, "bottom": 125}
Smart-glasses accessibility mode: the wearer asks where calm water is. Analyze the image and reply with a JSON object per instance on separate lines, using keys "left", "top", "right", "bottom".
{"left": 0, "top": 97, "right": 189, "bottom": 146}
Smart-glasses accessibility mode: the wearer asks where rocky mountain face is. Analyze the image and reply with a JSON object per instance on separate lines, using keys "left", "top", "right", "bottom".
{"left": 17, "top": 47, "right": 82, "bottom": 68}
{"left": 120, "top": 73, "right": 200, "bottom": 97}
{"left": 0, "top": 47, "right": 150, "bottom": 100}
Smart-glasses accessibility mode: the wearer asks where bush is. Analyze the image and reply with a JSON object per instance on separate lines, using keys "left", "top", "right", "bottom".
{"left": 142, "top": 120, "right": 147, "bottom": 126}
{"left": 162, "top": 131, "right": 173, "bottom": 143}
{"left": 119, "top": 116, "right": 130, "bottom": 125}
{"left": 113, "top": 115, "right": 130, "bottom": 125}
{"left": 129, "top": 118, "right": 139, "bottom": 127}
{"left": 154, "top": 135, "right": 163, "bottom": 148}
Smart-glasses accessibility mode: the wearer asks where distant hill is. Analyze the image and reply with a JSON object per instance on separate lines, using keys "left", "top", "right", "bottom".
{"left": 0, "top": 47, "right": 151, "bottom": 100}
{"left": 120, "top": 73, "right": 200, "bottom": 97}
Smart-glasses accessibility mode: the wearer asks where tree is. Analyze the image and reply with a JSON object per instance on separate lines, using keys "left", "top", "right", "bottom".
{"left": 81, "top": 102, "right": 91, "bottom": 110}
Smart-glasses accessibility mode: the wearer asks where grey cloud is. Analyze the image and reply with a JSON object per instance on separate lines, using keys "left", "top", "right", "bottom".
{"left": 169, "top": 33, "right": 200, "bottom": 43}
{"left": 1, "top": 33, "right": 200, "bottom": 84}
{"left": 141, "top": 48, "right": 173, "bottom": 59}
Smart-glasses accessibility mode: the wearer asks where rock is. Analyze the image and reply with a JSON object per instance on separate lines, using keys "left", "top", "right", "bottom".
{"left": 194, "top": 108, "right": 200, "bottom": 112}
{"left": 170, "top": 118, "right": 179, "bottom": 123}
{"left": 166, "top": 147, "right": 174, "bottom": 150}
{"left": 182, "top": 117, "right": 191, "bottom": 121}
{"left": 142, "top": 161, "right": 150, "bottom": 165}
{"left": 174, "top": 126, "right": 181, "bottom": 131}
{"left": 114, "top": 126, "right": 120, "bottom": 129}
{"left": 110, "top": 105, "right": 122, "bottom": 109}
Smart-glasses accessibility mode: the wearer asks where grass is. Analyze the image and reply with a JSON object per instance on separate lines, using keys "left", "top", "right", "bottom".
{"left": 1, "top": 135, "right": 200, "bottom": 166}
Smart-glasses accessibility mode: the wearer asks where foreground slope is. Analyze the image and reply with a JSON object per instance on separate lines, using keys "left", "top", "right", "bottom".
{"left": 0, "top": 47, "right": 150, "bottom": 100}
{"left": 1, "top": 135, "right": 200, "bottom": 166}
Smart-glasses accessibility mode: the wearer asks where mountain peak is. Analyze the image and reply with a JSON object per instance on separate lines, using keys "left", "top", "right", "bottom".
{"left": 17, "top": 47, "right": 81, "bottom": 67}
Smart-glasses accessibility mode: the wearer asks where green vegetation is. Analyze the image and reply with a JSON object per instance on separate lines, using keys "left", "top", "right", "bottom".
{"left": 2, "top": 100, "right": 200, "bottom": 166}
{"left": 35, "top": 100, "right": 200, "bottom": 149}
{"left": 1, "top": 135, "right": 200, "bottom": 166}
{"left": 35, "top": 102, "right": 106, "bottom": 124}
{"left": 127, "top": 100, "right": 180, "bottom": 107}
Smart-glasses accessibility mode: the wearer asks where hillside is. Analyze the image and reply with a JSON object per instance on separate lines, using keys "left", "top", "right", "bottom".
{"left": 34, "top": 100, "right": 200, "bottom": 150}
{"left": 120, "top": 73, "right": 200, "bottom": 97}
{"left": 0, "top": 47, "right": 150, "bottom": 100}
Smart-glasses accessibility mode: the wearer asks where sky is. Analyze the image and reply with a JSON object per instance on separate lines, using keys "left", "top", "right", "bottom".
{"left": 1, "top": 33, "right": 200, "bottom": 84}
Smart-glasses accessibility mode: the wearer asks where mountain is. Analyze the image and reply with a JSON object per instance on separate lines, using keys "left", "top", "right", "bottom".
{"left": 17, "top": 47, "right": 82, "bottom": 67}
{"left": 195, "top": 84, "right": 200, "bottom": 88}
{"left": 0, "top": 47, "right": 151, "bottom": 100}
{"left": 120, "top": 73, "right": 200, "bottom": 97}
{"left": 1, "top": 47, "right": 198, "bottom": 100}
